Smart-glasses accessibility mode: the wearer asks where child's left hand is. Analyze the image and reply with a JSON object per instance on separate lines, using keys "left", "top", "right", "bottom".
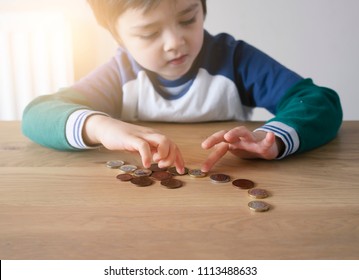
{"left": 200, "top": 126, "right": 284, "bottom": 172}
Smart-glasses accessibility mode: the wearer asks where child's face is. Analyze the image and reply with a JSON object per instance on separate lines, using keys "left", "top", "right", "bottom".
{"left": 116, "top": 0, "right": 204, "bottom": 80}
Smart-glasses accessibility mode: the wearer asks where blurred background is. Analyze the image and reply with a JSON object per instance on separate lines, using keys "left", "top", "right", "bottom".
{"left": 1, "top": 0, "right": 358, "bottom": 120}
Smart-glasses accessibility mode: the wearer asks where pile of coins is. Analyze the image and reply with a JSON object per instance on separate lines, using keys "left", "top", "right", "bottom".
{"left": 106, "top": 160, "right": 271, "bottom": 212}
{"left": 108, "top": 161, "right": 187, "bottom": 189}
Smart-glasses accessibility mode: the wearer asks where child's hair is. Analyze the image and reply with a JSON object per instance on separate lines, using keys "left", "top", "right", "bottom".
{"left": 87, "top": 0, "right": 207, "bottom": 42}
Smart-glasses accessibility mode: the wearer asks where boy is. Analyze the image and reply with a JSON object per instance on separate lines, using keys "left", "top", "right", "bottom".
{"left": 22, "top": 0, "right": 342, "bottom": 174}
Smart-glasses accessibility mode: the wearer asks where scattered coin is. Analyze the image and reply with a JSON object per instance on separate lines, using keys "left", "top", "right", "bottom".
{"left": 149, "top": 163, "right": 168, "bottom": 172}
{"left": 210, "top": 173, "right": 231, "bottom": 183}
{"left": 248, "top": 188, "right": 269, "bottom": 199}
{"left": 168, "top": 166, "right": 189, "bottom": 176}
{"left": 116, "top": 174, "right": 133, "bottom": 182}
{"left": 106, "top": 160, "right": 125, "bottom": 169}
{"left": 110, "top": 160, "right": 273, "bottom": 210}
{"left": 188, "top": 169, "right": 207, "bottom": 178}
{"left": 161, "top": 178, "right": 183, "bottom": 189}
{"left": 133, "top": 168, "right": 152, "bottom": 177}
{"left": 151, "top": 171, "right": 173, "bottom": 181}
{"left": 119, "top": 164, "right": 138, "bottom": 174}
{"left": 248, "top": 201, "right": 270, "bottom": 212}
{"left": 232, "top": 179, "right": 255, "bottom": 189}
{"left": 130, "top": 176, "right": 154, "bottom": 187}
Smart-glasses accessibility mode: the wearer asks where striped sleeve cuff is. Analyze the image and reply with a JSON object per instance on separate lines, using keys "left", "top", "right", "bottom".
{"left": 254, "top": 121, "right": 300, "bottom": 159}
{"left": 65, "top": 109, "right": 109, "bottom": 149}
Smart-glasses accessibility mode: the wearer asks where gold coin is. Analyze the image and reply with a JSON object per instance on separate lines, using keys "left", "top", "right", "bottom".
{"left": 248, "top": 188, "right": 269, "bottom": 199}
{"left": 248, "top": 201, "right": 270, "bottom": 212}
{"left": 188, "top": 169, "right": 207, "bottom": 178}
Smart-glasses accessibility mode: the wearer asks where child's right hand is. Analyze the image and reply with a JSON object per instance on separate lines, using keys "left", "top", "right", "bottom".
{"left": 83, "top": 115, "right": 185, "bottom": 173}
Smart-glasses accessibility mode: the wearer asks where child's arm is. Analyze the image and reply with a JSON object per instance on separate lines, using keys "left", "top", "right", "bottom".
{"left": 22, "top": 55, "right": 185, "bottom": 172}
{"left": 83, "top": 114, "right": 185, "bottom": 172}
{"left": 201, "top": 78, "right": 342, "bottom": 172}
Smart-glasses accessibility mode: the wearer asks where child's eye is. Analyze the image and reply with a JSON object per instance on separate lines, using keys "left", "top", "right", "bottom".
{"left": 180, "top": 16, "right": 196, "bottom": 26}
{"left": 139, "top": 32, "right": 159, "bottom": 40}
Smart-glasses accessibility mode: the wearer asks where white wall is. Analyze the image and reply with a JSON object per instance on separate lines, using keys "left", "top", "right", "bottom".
{"left": 1, "top": 0, "right": 358, "bottom": 120}
{"left": 204, "top": 0, "right": 359, "bottom": 120}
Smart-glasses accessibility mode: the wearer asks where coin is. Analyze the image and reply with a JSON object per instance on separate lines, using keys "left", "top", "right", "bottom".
{"left": 119, "top": 164, "right": 137, "bottom": 173}
{"left": 232, "top": 179, "right": 255, "bottom": 189}
{"left": 151, "top": 171, "right": 173, "bottom": 181}
{"left": 133, "top": 168, "right": 152, "bottom": 177}
{"left": 130, "top": 176, "right": 153, "bottom": 187}
{"left": 210, "top": 173, "right": 231, "bottom": 183}
{"left": 248, "top": 201, "right": 270, "bottom": 212}
{"left": 149, "top": 163, "right": 168, "bottom": 172}
{"left": 188, "top": 169, "right": 207, "bottom": 178}
{"left": 106, "top": 160, "right": 125, "bottom": 169}
{"left": 167, "top": 166, "right": 189, "bottom": 176}
{"left": 248, "top": 188, "right": 269, "bottom": 199}
{"left": 161, "top": 178, "right": 183, "bottom": 189}
{"left": 116, "top": 174, "right": 133, "bottom": 181}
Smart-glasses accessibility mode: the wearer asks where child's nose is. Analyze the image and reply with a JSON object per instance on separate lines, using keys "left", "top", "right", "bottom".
{"left": 163, "top": 27, "right": 185, "bottom": 52}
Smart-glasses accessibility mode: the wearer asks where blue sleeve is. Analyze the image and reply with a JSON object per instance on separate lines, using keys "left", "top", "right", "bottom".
{"left": 234, "top": 41, "right": 303, "bottom": 113}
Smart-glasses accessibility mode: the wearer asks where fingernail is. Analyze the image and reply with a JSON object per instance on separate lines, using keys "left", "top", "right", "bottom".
{"left": 177, "top": 167, "right": 184, "bottom": 175}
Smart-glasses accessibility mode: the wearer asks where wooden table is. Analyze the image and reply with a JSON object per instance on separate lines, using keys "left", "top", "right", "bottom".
{"left": 0, "top": 121, "right": 358, "bottom": 260}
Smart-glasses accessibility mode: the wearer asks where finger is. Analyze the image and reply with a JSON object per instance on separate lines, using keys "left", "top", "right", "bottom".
{"left": 201, "top": 130, "right": 228, "bottom": 149}
{"left": 173, "top": 148, "right": 186, "bottom": 174}
{"left": 263, "top": 132, "right": 276, "bottom": 148}
{"left": 201, "top": 142, "right": 228, "bottom": 172}
{"left": 228, "top": 132, "right": 278, "bottom": 160}
{"left": 155, "top": 137, "right": 171, "bottom": 161}
{"left": 224, "top": 126, "right": 255, "bottom": 143}
{"left": 130, "top": 139, "right": 153, "bottom": 168}
{"left": 157, "top": 142, "right": 177, "bottom": 168}
{"left": 144, "top": 134, "right": 171, "bottom": 162}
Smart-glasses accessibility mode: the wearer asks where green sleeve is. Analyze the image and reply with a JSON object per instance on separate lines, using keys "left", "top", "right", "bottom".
{"left": 22, "top": 89, "right": 91, "bottom": 150}
{"left": 270, "top": 78, "right": 343, "bottom": 153}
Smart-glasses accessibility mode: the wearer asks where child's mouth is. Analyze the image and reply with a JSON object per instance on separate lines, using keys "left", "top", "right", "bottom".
{"left": 168, "top": 55, "right": 188, "bottom": 65}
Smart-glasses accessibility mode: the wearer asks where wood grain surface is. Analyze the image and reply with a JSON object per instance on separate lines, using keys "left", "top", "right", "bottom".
{"left": 0, "top": 121, "right": 358, "bottom": 259}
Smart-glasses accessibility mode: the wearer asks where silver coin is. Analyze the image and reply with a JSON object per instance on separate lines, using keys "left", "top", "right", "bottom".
{"left": 119, "top": 164, "right": 137, "bottom": 173}
{"left": 248, "top": 188, "right": 269, "bottom": 199}
{"left": 188, "top": 169, "right": 207, "bottom": 178}
{"left": 106, "top": 160, "right": 125, "bottom": 169}
{"left": 133, "top": 169, "right": 152, "bottom": 177}
{"left": 248, "top": 201, "right": 270, "bottom": 212}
